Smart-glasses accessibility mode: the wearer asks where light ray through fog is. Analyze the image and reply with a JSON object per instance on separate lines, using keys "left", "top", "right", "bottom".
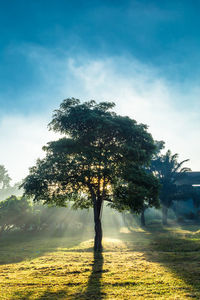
{"left": 39, "top": 203, "right": 136, "bottom": 247}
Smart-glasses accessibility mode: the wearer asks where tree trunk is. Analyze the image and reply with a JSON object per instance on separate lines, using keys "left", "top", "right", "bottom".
{"left": 141, "top": 209, "right": 146, "bottom": 227}
{"left": 94, "top": 200, "right": 103, "bottom": 252}
{"left": 0, "top": 225, "right": 5, "bottom": 236}
{"left": 162, "top": 205, "right": 168, "bottom": 225}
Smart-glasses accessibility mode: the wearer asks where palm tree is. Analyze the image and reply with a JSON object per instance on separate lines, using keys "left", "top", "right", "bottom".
{"left": 150, "top": 150, "right": 191, "bottom": 225}
{"left": 0, "top": 165, "right": 11, "bottom": 190}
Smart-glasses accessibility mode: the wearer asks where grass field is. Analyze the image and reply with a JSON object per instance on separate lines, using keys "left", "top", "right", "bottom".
{"left": 1, "top": 224, "right": 200, "bottom": 299}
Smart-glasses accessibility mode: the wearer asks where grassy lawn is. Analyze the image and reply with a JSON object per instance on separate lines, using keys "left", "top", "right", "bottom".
{"left": 1, "top": 225, "right": 200, "bottom": 299}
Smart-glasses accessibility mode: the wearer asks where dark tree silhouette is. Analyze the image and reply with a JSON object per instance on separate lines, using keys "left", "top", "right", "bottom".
{"left": 150, "top": 150, "right": 191, "bottom": 225}
{"left": 0, "top": 165, "right": 11, "bottom": 189}
{"left": 138, "top": 141, "right": 164, "bottom": 227}
{"left": 22, "top": 98, "right": 159, "bottom": 251}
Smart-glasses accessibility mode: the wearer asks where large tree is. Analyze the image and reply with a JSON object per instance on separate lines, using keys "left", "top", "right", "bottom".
{"left": 22, "top": 98, "right": 159, "bottom": 251}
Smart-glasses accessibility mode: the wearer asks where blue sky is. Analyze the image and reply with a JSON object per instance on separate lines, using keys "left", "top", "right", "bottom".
{"left": 0, "top": 0, "right": 200, "bottom": 182}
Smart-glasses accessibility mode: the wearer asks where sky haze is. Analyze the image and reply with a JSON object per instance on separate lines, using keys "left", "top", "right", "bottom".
{"left": 0, "top": 0, "right": 200, "bottom": 183}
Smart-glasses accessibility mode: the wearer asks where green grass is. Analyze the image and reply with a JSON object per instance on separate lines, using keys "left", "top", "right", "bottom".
{"left": 1, "top": 225, "right": 200, "bottom": 299}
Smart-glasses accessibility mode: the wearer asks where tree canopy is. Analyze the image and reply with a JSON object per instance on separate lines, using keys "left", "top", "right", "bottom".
{"left": 22, "top": 98, "right": 160, "bottom": 251}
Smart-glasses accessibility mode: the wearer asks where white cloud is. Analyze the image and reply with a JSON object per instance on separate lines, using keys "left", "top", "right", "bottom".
{"left": 1, "top": 51, "right": 200, "bottom": 183}
{"left": 67, "top": 57, "right": 200, "bottom": 170}
{"left": 0, "top": 114, "right": 60, "bottom": 183}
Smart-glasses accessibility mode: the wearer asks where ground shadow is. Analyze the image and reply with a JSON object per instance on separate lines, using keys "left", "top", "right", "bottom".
{"left": 10, "top": 250, "right": 104, "bottom": 300}
{"left": 133, "top": 225, "right": 200, "bottom": 297}
{"left": 11, "top": 289, "right": 68, "bottom": 300}
{"left": 36, "top": 289, "right": 68, "bottom": 300}
{"left": 72, "top": 251, "right": 105, "bottom": 300}
{"left": 4, "top": 224, "right": 200, "bottom": 298}
{"left": 0, "top": 231, "right": 93, "bottom": 265}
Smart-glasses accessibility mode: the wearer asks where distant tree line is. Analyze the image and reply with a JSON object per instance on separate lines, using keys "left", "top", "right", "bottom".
{"left": 0, "top": 165, "right": 22, "bottom": 201}
{"left": 0, "top": 195, "right": 89, "bottom": 235}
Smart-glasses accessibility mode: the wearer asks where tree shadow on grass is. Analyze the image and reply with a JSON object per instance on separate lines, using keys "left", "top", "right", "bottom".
{"left": 7, "top": 242, "right": 104, "bottom": 300}
{"left": 11, "top": 289, "right": 68, "bottom": 300}
{"left": 72, "top": 251, "right": 105, "bottom": 300}
{"left": 10, "top": 291, "right": 34, "bottom": 300}
{"left": 35, "top": 289, "right": 68, "bottom": 300}
{"left": 0, "top": 231, "right": 93, "bottom": 265}
{"left": 139, "top": 225, "right": 200, "bottom": 297}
